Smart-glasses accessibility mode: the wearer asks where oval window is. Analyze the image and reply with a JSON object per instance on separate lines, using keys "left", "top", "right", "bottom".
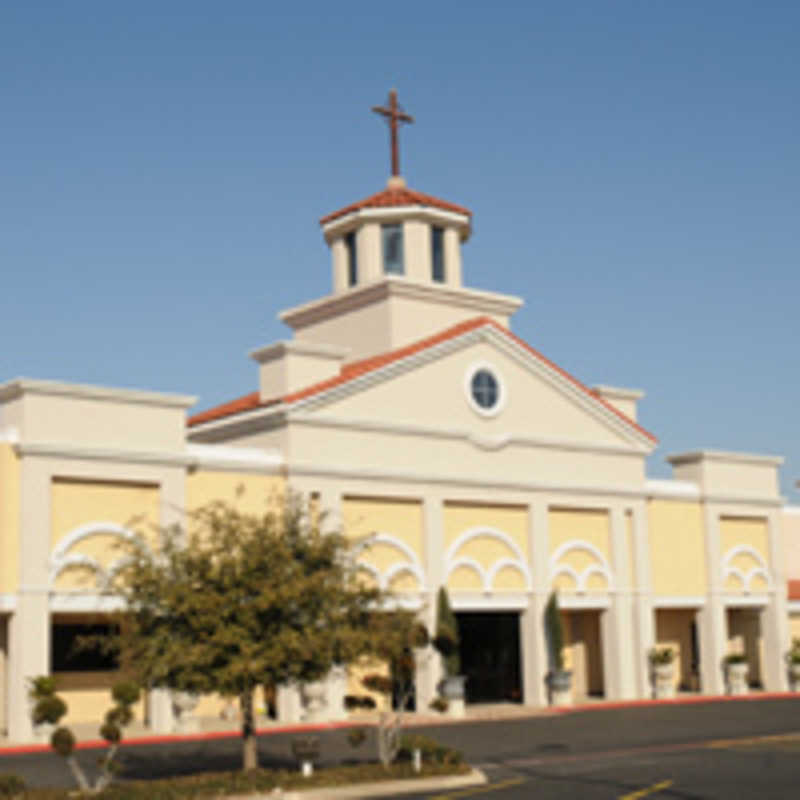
{"left": 471, "top": 369, "right": 499, "bottom": 410}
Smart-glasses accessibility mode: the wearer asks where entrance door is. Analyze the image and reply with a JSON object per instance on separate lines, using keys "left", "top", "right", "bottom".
{"left": 455, "top": 612, "right": 521, "bottom": 703}
{"left": 565, "top": 610, "right": 604, "bottom": 699}
{"left": 727, "top": 607, "right": 764, "bottom": 688}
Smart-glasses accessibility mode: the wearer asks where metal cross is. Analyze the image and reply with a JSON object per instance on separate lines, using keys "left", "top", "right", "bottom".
{"left": 372, "top": 89, "right": 414, "bottom": 177}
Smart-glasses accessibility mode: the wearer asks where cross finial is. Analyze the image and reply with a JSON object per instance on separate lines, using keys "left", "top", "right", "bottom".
{"left": 372, "top": 89, "right": 414, "bottom": 178}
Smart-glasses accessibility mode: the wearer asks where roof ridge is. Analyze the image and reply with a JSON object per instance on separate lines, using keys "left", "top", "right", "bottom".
{"left": 319, "top": 184, "right": 472, "bottom": 225}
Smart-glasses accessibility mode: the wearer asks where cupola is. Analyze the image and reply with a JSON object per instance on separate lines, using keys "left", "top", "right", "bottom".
{"left": 277, "top": 90, "right": 522, "bottom": 362}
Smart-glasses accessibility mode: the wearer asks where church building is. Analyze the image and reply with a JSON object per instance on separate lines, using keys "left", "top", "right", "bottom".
{"left": 1, "top": 91, "right": 799, "bottom": 741}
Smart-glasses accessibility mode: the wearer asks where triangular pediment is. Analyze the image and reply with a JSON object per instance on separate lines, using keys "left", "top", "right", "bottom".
{"left": 289, "top": 323, "right": 656, "bottom": 453}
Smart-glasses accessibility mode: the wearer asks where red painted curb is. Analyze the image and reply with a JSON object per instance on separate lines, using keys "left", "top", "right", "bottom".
{"left": 0, "top": 719, "right": 361, "bottom": 755}
{"left": 2, "top": 693, "right": 798, "bottom": 754}
{"left": 552, "top": 691, "right": 800, "bottom": 714}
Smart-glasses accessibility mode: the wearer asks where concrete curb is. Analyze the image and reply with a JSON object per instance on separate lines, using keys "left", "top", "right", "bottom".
{"left": 236, "top": 768, "right": 487, "bottom": 799}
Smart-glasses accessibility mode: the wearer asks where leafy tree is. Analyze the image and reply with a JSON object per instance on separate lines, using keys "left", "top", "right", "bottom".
{"left": 107, "top": 493, "right": 386, "bottom": 771}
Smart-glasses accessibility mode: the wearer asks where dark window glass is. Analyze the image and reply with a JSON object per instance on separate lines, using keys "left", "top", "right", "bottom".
{"left": 382, "top": 224, "right": 404, "bottom": 274}
{"left": 471, "top": 369, "right": 499, "bottom": 410}
{"left": 345, "top": 231, "right": 357, "bottom": 286}
{"left": 51, "top": 623, "right": 119, "bottom": 673}
{"left": 431, "top": 226, "right": 445, "bottom": 282}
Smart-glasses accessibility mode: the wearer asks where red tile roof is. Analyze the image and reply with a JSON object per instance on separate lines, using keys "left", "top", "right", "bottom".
{"left": 319, "top": 186, "right": 472, "bottom": 225}
{"left": 188, "top": 317, "right": 658, "bottom": 443}
{"left": 789, "top": 580, "right": 800, "bottom": 600}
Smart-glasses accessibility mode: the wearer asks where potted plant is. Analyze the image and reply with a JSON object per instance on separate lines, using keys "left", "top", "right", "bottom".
{"left": 724, "top": 653, "right": 749, "bottom": 695}
{"left": 545, "top": 592, "right": 572, "bottom": 706}
{"left": 170, "top": 690, "right": 200, "bottom": 734}
{"left": 433, "top": 587, "right": 466, "bottom": 717}
{"left": 785, "top": 638, "right": 800, "bottom": 691}
{"left": 648, "top": 647, "right": 676, "bottom": 700}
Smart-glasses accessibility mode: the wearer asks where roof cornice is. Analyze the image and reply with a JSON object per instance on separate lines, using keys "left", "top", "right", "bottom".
{"left": 0, "top": 378, "right": 196, "bottom": 409}
{"left": 279, "top": 277, "right": 523, "bottom": 331}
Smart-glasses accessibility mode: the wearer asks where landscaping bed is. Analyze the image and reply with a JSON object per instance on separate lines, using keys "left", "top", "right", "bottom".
{"left": 0, "top": 736, "right": 468, "bottom": 799}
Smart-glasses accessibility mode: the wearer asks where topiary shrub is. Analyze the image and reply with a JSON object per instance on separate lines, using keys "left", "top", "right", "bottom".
{"left": 545, "top": 592, "right": 565, "bottom": 672}
{"left": 433, "top": 588, "right": 460, "bottom": 676}
{"left": 32, "top": 694, "right": 67, "bottom": 726}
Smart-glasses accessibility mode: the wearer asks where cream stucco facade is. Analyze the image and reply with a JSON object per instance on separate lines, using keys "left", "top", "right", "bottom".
{"left": 1, "top": 171, "right": 799, "bottom": 742}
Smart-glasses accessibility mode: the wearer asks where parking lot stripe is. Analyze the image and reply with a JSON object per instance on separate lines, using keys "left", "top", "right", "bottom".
{"left": 618, "top": 779, "right": 673, "bottom": 799}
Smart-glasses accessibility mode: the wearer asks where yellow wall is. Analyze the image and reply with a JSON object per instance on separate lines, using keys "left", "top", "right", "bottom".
{"left": 444, "top": 503, "right": 528, "bottom": 592}
{"left": 648, "top": 500, "right": 706, "bottom": 596}
{"left": 549, "top": 508, "right": 610, "bottom": 592}
{"left": 54, "top": 672, "right": 147, "bottom": 726}
{"left": 342, "top": 496, "right": 424, "bottom": 593}
{"left": 51, "top": 479, "right": 160, "bottom": 591}
{"left": 186, "top": 471, "right": 285, "bottom": 517}
{"left": 789, "top": 614, "right": 800, "bottom": 642}
{"left": 0, "top": 444, "right": 20, "bottom": 593}
{"left": 720, "top": 516, "right": 769, "bottom": 593}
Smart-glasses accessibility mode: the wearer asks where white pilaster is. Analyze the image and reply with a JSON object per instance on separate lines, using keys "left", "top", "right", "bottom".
{"left": 602, "top": 506, "right": 637, "bottom": 700}
{"left": 699, "top": 505, "right": 726, "bottom": 695}
{"left": 331, "top": 237, "right": 348, "bottom": 293}
{"left": 7, "top": 458, "right": 50, "bottom": 742}
{"left": 630, "top": 502, "right": 655, "bottom": 697}
{"left": 357, "top": 223, "right": 381, "bottom": 283}
{"left": 443, "top": 227, "right": 462, "bottom": 288}
{"left": 761, "top": 509, "right": 789, "bottom": 691}
{"left": 520, "top": 501, "right": 548, "bottom": 706}
{"left": 415, "top": 494, "right": 444, "bottom": 711}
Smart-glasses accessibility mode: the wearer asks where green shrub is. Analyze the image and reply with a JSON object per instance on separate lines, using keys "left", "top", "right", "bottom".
{"left": 33, "top": 695, "right": 67, "bottom": 726}
{"left": 50, "top": 726, "right": 76, "bottom": 757}
{"left": 434, "top": 588, "right": 460, "bottom": 676}
{"left": 429, "top": 696, "right": 448, "bottom": 713}
{"left": 111, "top": 680, "right": 141, "bottom": 707}
{"left": 28, "top": 676, "right": 57, "bottom": 699}
{"left": 0, "top": 774, "right": 24, "bottom": 798}
{"left": 545, "top": 592, "right": 564, "bottom": 672}
{"left": 725, "top": 653, "right": 747, "bottom": 665}
{"left": 648, "top": 647, "right": 675, "bottom": 666}
{"left": 398, "top": 734, "right": 462, "bottom": 766}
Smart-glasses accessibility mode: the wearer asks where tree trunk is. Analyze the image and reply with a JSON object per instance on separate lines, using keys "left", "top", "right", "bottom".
{"left": 241, "top": 687, "right": 258, "bottom": 771}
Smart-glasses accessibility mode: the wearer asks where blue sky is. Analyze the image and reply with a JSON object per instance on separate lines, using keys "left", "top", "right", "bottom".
{"left": 1, "top": 2, "right": 798, "bottom": 497}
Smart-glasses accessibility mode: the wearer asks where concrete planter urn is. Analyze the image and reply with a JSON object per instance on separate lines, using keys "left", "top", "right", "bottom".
{"left": 301, "top": 680, "right": 327, "bottom": 723}
{"left": 171, "top": 691, "right": 201, "bottom": 733}
{"left": 725, "top": 657, "right": 749, "bottom": 696}
{"left": 649, "top": 647, "right": 676, "bottom": 700}
{"left": 546, "top": 670, "right": 573, "bottom": 707}
{"left": 439, "top": 675, "right": 466, "bottom": 718}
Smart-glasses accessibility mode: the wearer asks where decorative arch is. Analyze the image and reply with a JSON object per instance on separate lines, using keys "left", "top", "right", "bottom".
{"left": 548, "top": 539, "right": 613, "bottom": 592}
{"left": 444, "top": 527, "right": 532, "bottom": 593}
{"left": 50, "top": 521, "right": 146, "bottom": 588}
{"left": 354, "top": 532, "right": 425, "bottom": 592}
{"left": 722, "top": 544, "right": 771, "bottom": 593}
